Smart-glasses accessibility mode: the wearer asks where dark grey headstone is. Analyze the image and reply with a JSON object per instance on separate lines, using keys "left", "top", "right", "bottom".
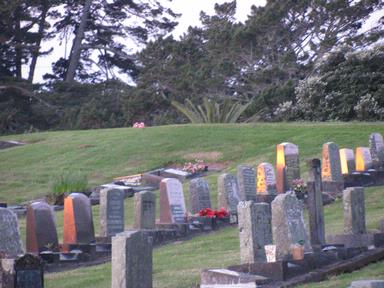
{"left": 238, "top": 201, "right": 272, "bottom": 264}
{"left": 134, "top": 191, "right": 156, "bottom": 229}
{"left": 307, "top": 159, "right": 325, "bottom": 247}
{"left": 322, "top": 142, "right": 343, "bottom": 182}
{"left": 112, "top": 230, "right": 153, "bottom": 288}
{"left": 369, "top": 133, "right": 384, "bottom": 170}
{"left": 0, "top": 208, "right": 23, "bottom": 258}
{"left": 349, "top": 280, "right": 384, "bottom": 288}
{"left": 343, "top": 187, "right": 366, "bottom": 234}
{"left": 218, "top": 173, "right": 240, "bottom": 213}
{"left": 100, "top": 188, "right": 125, "bottom": 237}
{"left": 189, "top": 178, "right": 211, "bottom": 214}
{"left": 237, "top": 165, "right": 256, "bottom": 201}
{"left": 256, "top": 163, "right": 277, "bottom": 195}
{"left": 26, "top": 202, "right": 59, "bottom": 253}
{"left": 13, "top": 254, "right": 44, "bottom": 288}
{"left": 271, "top": 193, "right": 311, "bottom": 260}
{"left": 63, "top": 193, "right": 95, "bottom": 244}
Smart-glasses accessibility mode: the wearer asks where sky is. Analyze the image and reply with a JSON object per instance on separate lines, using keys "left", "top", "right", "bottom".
{"left": 32, "top": 1, "right": 266, "bottom": 83}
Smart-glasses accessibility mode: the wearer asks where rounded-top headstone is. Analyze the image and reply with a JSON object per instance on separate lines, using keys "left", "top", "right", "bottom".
{"left": 355, "top": 147, "right": 373, "bottom": 172}
{"left": 99, "top": 188, "right": 125, "bottom": 237}
{"left": 217, "top": 173, "right": 240, "bottom": 213}
{"left": 159, "top": 178, "right": 187, "bottom": 224}
{"left": 276, "top": 142, "right": 300, "bottom": 193}
{"left": 256, "top": 162, "right": 276, "bottom": 195}
{"left": 26, "top": 201, "right": 59, "bottom": 253}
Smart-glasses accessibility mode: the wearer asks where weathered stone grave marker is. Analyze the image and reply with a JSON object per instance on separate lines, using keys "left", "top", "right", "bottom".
{"left": 344, "top": 187, "right": 366, "bottom": 234}
{"left": 26, "top": 202, "right": 59, "bottom": 253}
{"left": 99, "top": 188, "right": 125, "bottom": 237}
{"left": 369, "top": 132, "right": 384, "bottom": 170}
{"left": 276, "top": 142, "right": 300, "bottom": 193}
{"left": 63, "top": 193, "right": 95, "bottom": 245}
{"left": 1, "top": 254, "right": 44, "bottom": 288}
{"left": 189, "top": 178, "right": 211, "bottom": 214}
{"left": 0, "top": 208, "right": 23, "bottom": 258}
{"left": 271, "top": 193, "right": 311, "bottom": 260}
{"left": 256, "top": 162, "right": 277, "bottom": 195}
{"left": 238, "top": 201, "right": 272, "bottom": 263}
{"left": 134, "top": 191, "right": 156, "bottom": 229}
{"left": 237, "top": 165, "right": 256, "bottom": 201}
{"left": 340, "top": 148, "right": 355, "bottom": 175}
{"left": 159, "top": 178, "right": 187, "bottom": 224}
{"left": 355, "top": 147, "right": 373, "bottom": 172}
{"left": 218, "top": 173, "right": 240, "bottom": 214}
{"left": 307, "top": 159, "right": 325, "bottom": 247}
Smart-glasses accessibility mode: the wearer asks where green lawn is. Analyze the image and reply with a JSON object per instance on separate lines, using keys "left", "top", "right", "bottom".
{"left": 2, "top": 123, "right": 384, "bottom": 287}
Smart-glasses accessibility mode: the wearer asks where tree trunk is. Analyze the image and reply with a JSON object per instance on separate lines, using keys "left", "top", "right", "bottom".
{"left": 14, "top": 7, "right": 22, "bottom": 80}
{"left": 64, "top": 0, "right": 93, "bottom": 83}
{"left": 28, "top": 1, "right": 49, "bottom": 83}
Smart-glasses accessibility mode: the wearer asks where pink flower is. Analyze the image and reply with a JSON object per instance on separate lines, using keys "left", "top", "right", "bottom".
{"left": 133, "top": 122, "right": 145, "bottom": 128}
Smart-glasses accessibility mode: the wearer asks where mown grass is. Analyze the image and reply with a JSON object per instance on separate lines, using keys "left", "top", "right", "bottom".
{"left": 1, "top": 123, "right": 384, "bottom": 203}
{"left": 2, "top": 123, "right": 384, "bottom": 287}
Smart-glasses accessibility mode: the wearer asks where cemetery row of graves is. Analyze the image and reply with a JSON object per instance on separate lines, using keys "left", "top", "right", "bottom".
{"left": 1, "top": 132, "right": 384, "bottom": 287}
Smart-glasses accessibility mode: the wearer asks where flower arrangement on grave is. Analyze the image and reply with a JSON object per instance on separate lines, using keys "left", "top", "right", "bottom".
{"left": 198, "top": 208, "right": 228, "bottom": 219}
{"left": 292, "top": 178, "right": 307, "bottom": 200}
{"left": 132, "top": 122, "right": 145, "bottom": 128}
{"left": 182, "top": 159, "right": 207, "bottom": 174}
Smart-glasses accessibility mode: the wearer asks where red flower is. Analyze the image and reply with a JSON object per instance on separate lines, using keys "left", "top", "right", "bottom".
{"left": 198, "top": 208, "right": 228, "bottom": 218}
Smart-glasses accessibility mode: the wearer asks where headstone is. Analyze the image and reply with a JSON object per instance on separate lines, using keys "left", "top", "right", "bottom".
{"left": 99, "top": 188, "right": 125, "bottom": 237}
{"left": 256, "top": 163, "right": 277, "bottom": 195}
{"left": 369, "top": 133, "right": 384, "bottom": 170}
{"left": 271, "top": 193, "right": 311, "bottom": 260}
{"left": 238, "top": 201, "right": 272, "bottom": 263}
{"left": 322, "top": 142, "right": 343, "bottom": 182}
{"left": 134, "top": 191, "right": 156, "bottom": 229}
{"left": 217, "top": 173, "right": 240, "bottom": 214}
{"left": 355, "top": 147, "right": 373, "bottom": 172}
{"left": 237, "top": 165, "right": 256, "bottom": 201}
{"left": 0, "top": 208, "right": 23, "bottom": 258}
{"left": 343, "top": 187, "right": 366, "bottom": 234}
{"left": 307, "top": 159, "right": 325, "bottom": 247}
{"left": 276, "top": 142, "right": 300, "bottom": 193}
{"left": 1, "top": 254, "right": 44, "bottom": 288}
{"left": 112, "top": 231, "right": 152, "bottom": 288}
{"left": 159, "top": 178, "right": 187, "bottom": 224}
{"left": 340, "top": 148, "right": 355, "bottom": 175}
{"left": 26, "top": 202, "right": 59, "bottom": 253}
{"left": 349, "top": 280, "right": 384, "bottom": 288}
{"left": 189, "top": 178, "right": 211, "bottom": 214}
{"left": 63, "top": 193, "right": 95, "bottom": 244}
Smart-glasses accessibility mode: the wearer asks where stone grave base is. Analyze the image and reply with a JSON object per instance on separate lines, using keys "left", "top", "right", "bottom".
{"left": 322, "top": 181, "right": 344, "bottom": 198}
{"left": 327, "top": 233, "right": 384, "bottom": 248}
{"left": 344, "top": 171, "right": 384, "bottom": 188}
{"left": 200, "top": 269, "right": 269, "bottom": 287}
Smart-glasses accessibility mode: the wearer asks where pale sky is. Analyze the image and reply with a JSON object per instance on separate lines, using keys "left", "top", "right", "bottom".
{"left": 32, "top": 1, "right": 266, "bottom": 83}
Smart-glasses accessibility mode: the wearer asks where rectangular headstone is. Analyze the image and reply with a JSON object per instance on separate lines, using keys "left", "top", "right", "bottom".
{"left": 159, "top": 178, "right": 187, "bottom": 224}
{"left": 189, "top": 178, "right": 211, "bottom": 214}
{"left": 276, "top": 143, "right": 300, "bottom": 193}
{"left": 217, "top": 173, "right": 240, "bottom": 214}
{"left": 100, "top": 188, "right": 125, "bottom": 237}
{"left": 0, "top": 208, "right": 23, "bottom": 258}
{"left": 355, "top": 147, "right": 373, "bottom": 172}
{"left": 14, "top": 254, "right": 44, "bottom": 288}
{"left": 256, "top": 162, "right": 277, "bottom": 195}
{"left": 369, "top": 132, "right": 384, "bottom": 170}
{"left": 322, "top": 142, "right": 343, "bottom": 182}
{"left": 306, "top": 159, "right": 325, "bottom": 247}
{"left": 112, "top": 230, "right": 152, "bottom": 288}
{"left": 134, "top": 191, "right": 156, "bottom": 229}
{"left": 238, "top": 201, "right": 272, "bottom": 263}
{"left": 63, "top": 193, "right": 95, "bottom": 244}
{"left": 237, "top": 165, "right": 256, "bottom": 201}
{"left": 271, "top": 193, "right": 311, "bottom": 260}
{"left": 26, "top": 202, "right": 59, "bottom": 253}
{"left": 339, "top": 148, "right": 355, "bottom": 175}
{"left": 343, "top": 187, "right": 366, "bottom": 234}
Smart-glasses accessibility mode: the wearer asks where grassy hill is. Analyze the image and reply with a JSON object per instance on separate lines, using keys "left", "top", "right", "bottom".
{"left": 1, "top": 122, "right": 384, "bottom": 287}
